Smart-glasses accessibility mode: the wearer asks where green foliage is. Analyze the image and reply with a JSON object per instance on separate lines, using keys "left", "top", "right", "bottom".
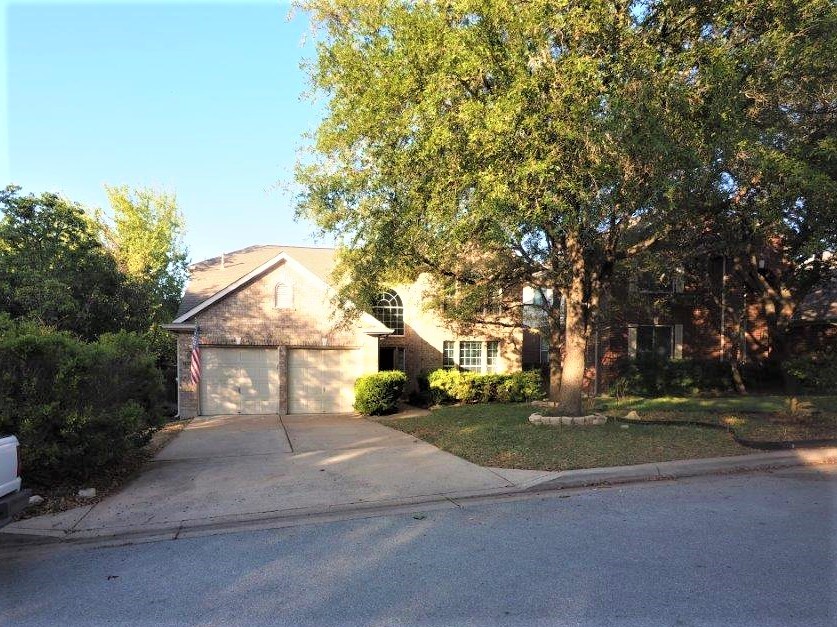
{"left": 0, "top": 316, "right": 165, "bottom": 487}
{"left": 423, "top": 369, "right": 544, "bottom": 405}
{"left": 783, "top": 351, "right": 837, "bottom": 394}
{"left": 0, "top": 186, "right": 144, "bottom": 340}
{"left": 615, "top": 357, "right": 735, "bottom": 397}
{"left": 353, "top": 371, "right": 407, "bottom": 415}
{"left": 102, "top": 186, "right": 189, "bottom": 323}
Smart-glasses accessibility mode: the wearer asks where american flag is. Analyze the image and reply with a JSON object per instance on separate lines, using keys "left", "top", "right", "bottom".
{"left": 190, "top": 327, "right": 201, "bottom": 387}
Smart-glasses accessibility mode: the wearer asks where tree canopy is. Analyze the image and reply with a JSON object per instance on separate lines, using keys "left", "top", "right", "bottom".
{"left": 297, "top": 0, "right": 835, "bottom": 412}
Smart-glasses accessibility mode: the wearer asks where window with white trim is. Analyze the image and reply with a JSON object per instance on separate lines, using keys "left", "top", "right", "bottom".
{"left": 274, "top": 282, "right": 294, "bottom": 309}
{"left": 442, "top": 341, "right": 455, "bottom": 368}
{"left": 628, "top": 324, "right": 683, "bottom": 360}
{"left": 486, "top": 341, "right": 500, "bottom": 373}
{"left": 373, "top": 290, "right": 404, "bottom": 335}
{"left": 459, "top": 341, "right": 482, "bottom": 372}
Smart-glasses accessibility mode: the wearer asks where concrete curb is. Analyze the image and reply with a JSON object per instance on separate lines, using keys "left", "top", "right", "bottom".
{"left": 3, "top": 447, "right": 835, "bottom": 550}
{"left": 523, "top": 447, "right": 837, "bottom": 490}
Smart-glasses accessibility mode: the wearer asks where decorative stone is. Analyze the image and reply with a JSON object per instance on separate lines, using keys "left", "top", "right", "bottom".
{"left": 29, "top": 494, "right": 44, "bottom": 506}
{"left": 77, "top": 488, "right": 97, "bottom": 499}
{"left": 531, "top": 414, "right": 607, "bottom": 427}
{"left": 620, "top": 424, "right": 630, "bottom": 429}
{"left": 625, "top": 410, "right": 640, "bottom": 420}
{"left": 531, "top": 400, "right": 556, "bottom": 408}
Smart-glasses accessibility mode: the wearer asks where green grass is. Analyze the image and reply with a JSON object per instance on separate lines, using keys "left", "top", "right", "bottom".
{"left": 593, "top": 395, "right": 837, "bottom": 413}
{"left": 382, "top": 404, "right": 752, "bottom": 471}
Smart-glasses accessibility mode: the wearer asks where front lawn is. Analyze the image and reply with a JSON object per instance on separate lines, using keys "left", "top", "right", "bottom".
{"left": 382, "top": 404, "right": 752, "bottom": 471}
{"left": 592, "top": 395, "right": 837, "bottom": 414}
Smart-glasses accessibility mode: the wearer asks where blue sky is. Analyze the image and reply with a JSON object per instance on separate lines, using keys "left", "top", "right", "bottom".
{"left": 3, "top": 0, "right": 329, "bottom": 263}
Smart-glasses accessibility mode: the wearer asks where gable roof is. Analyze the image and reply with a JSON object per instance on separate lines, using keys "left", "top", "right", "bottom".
{"left": 175, "top": 245, "right": 336, "bottom": 320}
{"left": 173, "top": 245, "right": 391, "bottom": 335}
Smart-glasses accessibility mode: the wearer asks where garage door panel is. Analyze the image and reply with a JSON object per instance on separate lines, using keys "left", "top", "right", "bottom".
{"left": 200, "top": 348, "right": 280, "bottom": 415}
{"left": 289, "top": 349, "right": 358, "bottom": 414}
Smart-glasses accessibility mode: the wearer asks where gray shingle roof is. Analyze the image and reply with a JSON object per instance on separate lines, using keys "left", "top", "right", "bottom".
{"left": 175, "top": 245, "right": 337, "bottom": 320}
{"left": 793, "top": 275, "right": 837, "bottom": 324}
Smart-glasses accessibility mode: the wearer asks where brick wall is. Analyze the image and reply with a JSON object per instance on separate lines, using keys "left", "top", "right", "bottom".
{"left": 174, "top": 259, "right": 379, "bottom": 416}
{"left": 379, "top": 273, "right": 523, "bottom": 390}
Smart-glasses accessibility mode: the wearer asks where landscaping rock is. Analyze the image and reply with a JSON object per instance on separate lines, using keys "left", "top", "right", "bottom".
{"left": 28, "top": 494, "right": 44, "bottom": 506}
{"left": 625, "top": 410, "right": 640, "bottom": 420}
{"left": 77, "top": 488, "right": 97, "bottom": 499}
{"left": 529, "top": 414, "right": 607, "bottom": 426}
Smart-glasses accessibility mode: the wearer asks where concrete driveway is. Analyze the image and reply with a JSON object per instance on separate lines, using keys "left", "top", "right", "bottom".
{"left": 6, "top": 413, "right": 528, "bottom": 538}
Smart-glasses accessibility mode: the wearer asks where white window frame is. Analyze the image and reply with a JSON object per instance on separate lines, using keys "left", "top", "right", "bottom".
{"left": 628, "top": 324, "right": 683, "bottom": 359}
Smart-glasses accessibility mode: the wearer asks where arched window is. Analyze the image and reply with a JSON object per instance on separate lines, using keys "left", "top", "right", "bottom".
{"left": 373, "top": 290, "right": 404, "bottom": 335}
{"left": 275, "top": 282, "right": 293, "bottom": 309}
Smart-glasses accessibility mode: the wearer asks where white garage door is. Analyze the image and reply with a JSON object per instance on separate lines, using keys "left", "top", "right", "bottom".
{"left": 288, "top": 349, "right": 358, "bottom": 414}
{"left": 201, "top": 348, "right": 281, "bottom": 415}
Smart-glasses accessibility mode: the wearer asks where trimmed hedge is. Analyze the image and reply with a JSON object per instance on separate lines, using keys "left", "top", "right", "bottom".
{"left": 783, "top": 350, "right": 837, "bottom": 393}
{"left": 421, "top": 369, "right": 544, "bottom": 405}
{"left": 0, "top": 316, "right": 165, "bottom": 487}
{"left": 354, "top": 371, "right": 407, "bottom": 415}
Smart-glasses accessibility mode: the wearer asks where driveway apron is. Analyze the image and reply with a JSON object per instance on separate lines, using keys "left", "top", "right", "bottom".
{"left": 12, "top": 413, "right": 512, "bottom": 535}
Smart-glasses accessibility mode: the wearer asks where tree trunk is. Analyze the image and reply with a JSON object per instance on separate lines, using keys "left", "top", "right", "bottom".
{"left": 548, "top": 322, "right": 563, "bottom": 403}
{"left": 555, "top": 268, "right": 587, "bottom": 416}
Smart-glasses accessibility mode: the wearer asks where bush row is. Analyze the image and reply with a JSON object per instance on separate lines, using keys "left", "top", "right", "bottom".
{"left": 0, "top": 316, "right": 165, "bottom": 487}
{"left": 782, "top": 350, "right": 837, "bottom": 393}
{"left": 419, "top": 369, "right": 544, "bottom": 405}
{"left": 612, "top": 356, "right": 788, "bottom": 397}
{"left": 353, "top": 371, "right": 408, "bottom": 415}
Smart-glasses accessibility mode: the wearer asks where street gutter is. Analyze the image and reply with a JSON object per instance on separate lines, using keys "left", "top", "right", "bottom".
{"left": 2, "top": 447, "right": 835, "bottom": 552}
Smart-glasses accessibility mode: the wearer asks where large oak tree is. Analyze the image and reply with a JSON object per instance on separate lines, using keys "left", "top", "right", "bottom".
{"left": 296, "top": 0, "right": 831, "bottom": 414}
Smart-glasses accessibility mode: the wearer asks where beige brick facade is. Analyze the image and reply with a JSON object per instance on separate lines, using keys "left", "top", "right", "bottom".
{"left": 379, "top": 274, "right": 523, "bottom": 391}
{"left": 174, "top": 259, "right": 380, "bottom": 417}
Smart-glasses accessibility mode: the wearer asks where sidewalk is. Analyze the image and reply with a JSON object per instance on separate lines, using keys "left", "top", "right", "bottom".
{"left": 3, "top": 446, "right": 834, "bottom": 548}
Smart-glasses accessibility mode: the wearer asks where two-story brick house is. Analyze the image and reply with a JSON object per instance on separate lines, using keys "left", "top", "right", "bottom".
{"left": 166, "top": 245, "right": 520, "bottom": 417}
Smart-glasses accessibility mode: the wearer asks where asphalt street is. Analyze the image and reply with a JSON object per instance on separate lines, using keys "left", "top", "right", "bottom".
{"left": 2, "top": 467, "right": 835, "bottom": 626}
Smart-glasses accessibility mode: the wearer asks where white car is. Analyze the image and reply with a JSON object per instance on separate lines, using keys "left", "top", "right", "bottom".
{"left": 0, "top": 435, "right": 31, "bottom": 527}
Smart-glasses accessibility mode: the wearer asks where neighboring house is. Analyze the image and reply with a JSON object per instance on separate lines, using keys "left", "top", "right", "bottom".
{"left": 521, "top": 256, "right": 785, "bottom": 392}
{"left": 789, "top": 273, "right": 837, "bottom": 353}
{"left": 165, "top": 245, "right": 520, "bottom": 417}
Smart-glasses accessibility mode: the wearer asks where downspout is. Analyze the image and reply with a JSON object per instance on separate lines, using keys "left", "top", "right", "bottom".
{"left": 175, "top": 336, "right": 181, "bottom": 419}
{"left": 593, "top": 325, "right": 599, "bottom": 397}
{"left": 720, "top": 256, "right": 726, "bottom": 361}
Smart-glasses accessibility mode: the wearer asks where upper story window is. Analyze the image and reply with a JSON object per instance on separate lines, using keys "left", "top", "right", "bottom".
{"left": 373, "top": 290, "right": 404, "bottom": 335}
{"left": 274, "top": 282, "right": 294, "bottom": 309}
{"left": 633, "top": 268, "right": 685, "bottom": 294}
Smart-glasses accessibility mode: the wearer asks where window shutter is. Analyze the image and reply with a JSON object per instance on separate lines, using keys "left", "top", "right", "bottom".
{"left": 674, "top": 324, "right": 683, "bottom": 359}
{"left": 628, "top": 325, "right": 637, "bottom": 358}
{"left": 629, "top": 275, "right": 638, "bottom": 293}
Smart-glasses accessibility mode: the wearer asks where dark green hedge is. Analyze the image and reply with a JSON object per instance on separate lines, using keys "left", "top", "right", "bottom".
{"left": 0, "top": 316, "right": 165, "bottom": 487}
{"left": 613, "top": 356, "right": 785, "bottom": 396}
{"left": 354, "top": 371, "right": 407, "bottom": 415}
{"left": 419, "top": 369, "right": 544, "bottom": 405}
{"left": 783, "top": 350, "right": 837, "bottom": 393}
{"left": 614, "top": 356, "right": 733, "bottom": 396}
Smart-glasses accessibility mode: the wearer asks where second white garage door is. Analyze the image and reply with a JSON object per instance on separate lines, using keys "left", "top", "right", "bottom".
{"left": 288, "top": 349, "right": 358, "bottom": 414}
{"left": 200, "top": 347, "right": 281, "bottom": 415}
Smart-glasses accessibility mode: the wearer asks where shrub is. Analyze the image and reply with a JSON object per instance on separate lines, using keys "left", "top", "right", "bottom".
{"left": 783, "top": 351, "right": 837, "bottom": 394}
{"left": 423, "top": 369, "right": 544, "bottom": 404}
{"left": 0, "top": 317, "right": 165, "bottom": 487}
{"left": 614, "top": 356, "right": 733, "bottom": 396}
{"left": 354, "top": 371, "right": 407, "bottom": 415}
